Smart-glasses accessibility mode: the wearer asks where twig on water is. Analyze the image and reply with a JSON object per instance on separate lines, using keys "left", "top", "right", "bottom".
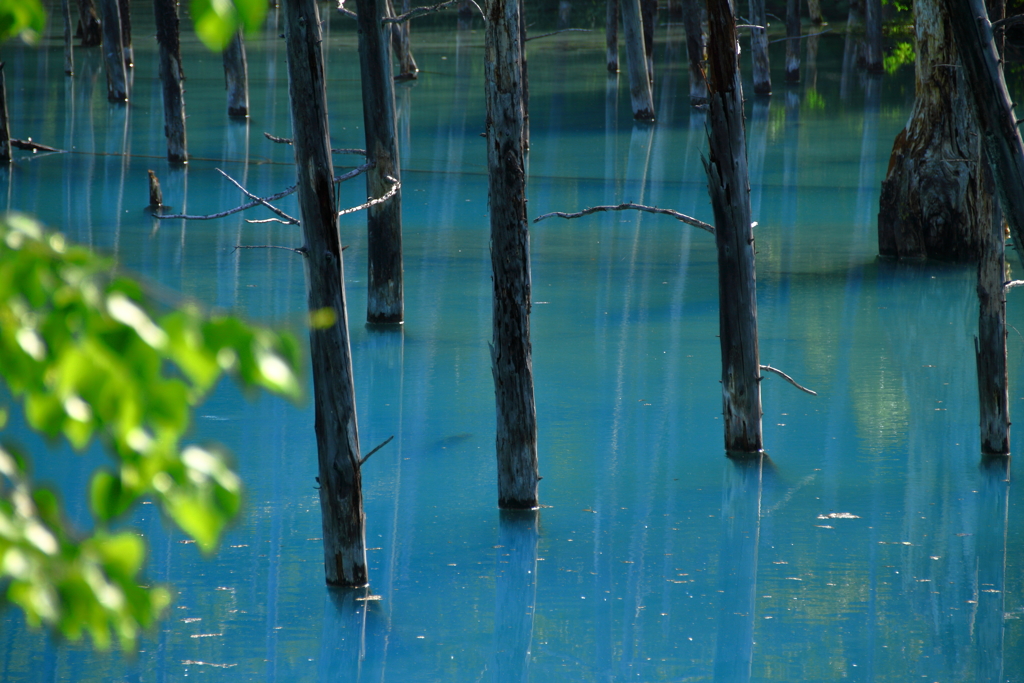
{"left": 759, "top": 364, "right": 817, "bottom": 396}
{"left": 339, "top": 175, "right": 401, "bottom": 217}
{"left": 217, "top": 167, "right": 299, "bottom": 225}
{"left": 533, "top": 202, "right": 715, "bottom": 235}
{"left": 359, "top": 435, "right": 394, "bottom": 466}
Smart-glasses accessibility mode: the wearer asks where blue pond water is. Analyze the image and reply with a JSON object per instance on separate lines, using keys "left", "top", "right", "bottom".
{"left": 2, "top": 7, "right": 1024, "bottom": 682}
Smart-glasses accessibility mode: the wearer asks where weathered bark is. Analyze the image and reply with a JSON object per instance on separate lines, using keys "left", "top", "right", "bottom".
{"left": 355, "top": 0, "right": 404, "bottom": 324}
{"left": 975, "top": 179, "right": 1008, "bottom": 455}
{"left": 78, "top": 0, "right": 103, "bottom": 47}
{"left": 878, "top": 0, "right": 992, "bottom": 262}
{"left": 223, "top": 31, "right": 249, "bottom": 118}
{"left": 986, "top": 0, "right": 1004, "bottom": 55}
{"left": 0, "top": 65, "right": 9, "bottom": 164}
{"left": 785, "top": 0, "right": 800, "bottom": 82}
{"left": 807, "top": 0, "right": 822, "bottom": 24}
{"left": 385, "top": 0, "right": 418, "bottom": 80}
{"left": 641, "top": 0, "right": 656, "bottom": 85}
{"left": 864, "top": 0, "right": 883, "bottom": 72}
{"left": 118, "top": 0, "right": 133, "bottom": 67}
{"left": 63, "top": 0, "right": 73, "bottom": 75}
{"left": 519, "top": 0, "right": 529, "bottom": 150}
{"left": 705, "top": 0, "right": 762, "bottom": 453}
{"left": 621, "top": 0, "right": 655, "bottom": 119}
{"left": 606, "top": 0, "right": 619, "bottom": 72}
{"left": 748, "top": 0, "right": 769, "bottom": 94}
{"left": 147, "top": 169, "right": 163, "bottom": 207}
{"left": 154, "top": 0, "right": 186, "bottom": 162}
{"left": 100, "top": 0, "right": 127, "bottom": 102}
{"left": 484, "top": 0, "right": 539, "bottom": 509}
{"left": 283, "top": 0, "right": 367, "bottom": 587}
{"left": 681, "top": 0, "right": 706, "bottom": 106}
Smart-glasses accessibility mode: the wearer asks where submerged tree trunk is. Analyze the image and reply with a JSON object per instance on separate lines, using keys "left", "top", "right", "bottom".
{"left": 621, "top": 0, "right": 655, "bottom": 119}
{"left": 681, "top": 0, "right": 706, "bottom": 106}
{"left": 878, "top": 0, "right": 992, "bottom": 262}
{"left": 606, "top": 0, "right": 619, "bottom": 72}
{"left": 705, "top": 0, "right": 762, "bottom": 454}
{"left": 100, "top": 0, "right": 127, "bottom": 102}
{"left": 748, "top": 0, "right": 770, "bottom": 94}
{"left": 78, "top": 0, "right": 103, "bottom": 47}
{"left": 283, "top": 0, "right": 368, "bottom": 587}
{"left": 484, "top": 0, "right": 539, "bottom": 508}
{"left": 154, "top": 0, "right": 186, "bottom": 162}
{"left": 355, "top": 0, "right": 404, "bottom": 324}
{"left": 785, "top": 0, "right": 800, "bottom": 82}
{"left": 223, "top": 31, "right": 249, "bottom": 118}
{"left": 864, "top": 0, "right": 883, "bottom": 72}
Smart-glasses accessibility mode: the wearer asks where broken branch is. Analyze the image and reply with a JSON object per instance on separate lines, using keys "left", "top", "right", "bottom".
{"left": 11, "top": 138, "right": 61, "bottom": 153}
{"left": 533, "top": 202, "right": 715, "bottom": 235}
{"left": 339, "top": 174, "right": 401, "bottom": 217}
{"left": 383, "top": 0, "right": 459, "bottom": 23}
{"left": 759, "top": 364, "right": 817, "bottom": 396}
{"left": 217, "top": 167, "right": 300, "bottom": 225}
{"left": 359, "top": 435, "right": 394, "bottom": 466}
{"left": 264, "top": 132, "right": 366, "bottom": 156}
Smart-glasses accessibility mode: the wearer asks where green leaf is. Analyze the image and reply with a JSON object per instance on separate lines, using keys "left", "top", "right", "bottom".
{"left": 0, "top": 0, "right": 45, "bottom": 44}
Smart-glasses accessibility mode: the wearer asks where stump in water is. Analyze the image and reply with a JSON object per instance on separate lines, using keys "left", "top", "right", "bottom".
{"left": 975, "top": 184, "right": 1008, "bottom": 455}
{"left": 621, "top": 0, "right": 655, "bottom": 119}
{"left": 283, "top": 0, "right": 368, "bottom": 587}
{"left": 878, "top": 0, "right": 993, "bottom": 262}
{"left": 154, "top": 0, "right": 186, "bottom": 162}
{"left": 606, "top": 0, "right": 619, "bottom": 72}
{"left": 641, "top": 0, "right": 656, "bottom": 84}
{"left": 62, "top": 0, "right": 73, "bottom": 75}
{"left": 748, "top": 0, "right": 770, "bottom": 94}
{"left": 808, "top": 0, "right": 823, "bottom": 23}
{"left": 386, "top": 0, "right": 418, "bottom": 80}
{"left": 100, "top": 0, "right": 127, "bottom": 103}
{"left": 118, "top": 0, "right": 133, "bottom": 67}
{"left": 147, "top": 169, "right": 164, "bottom": 208}
{"left": 223, "top": 31, "right": 249, "bottom": 118}
{"left": 681, "top": 0, "right": 707, "bottom": 106}
{"left": 785, "top": 0, "right": 800, "bottom": 82}
{"left": 78, "top": 0, "right": 103, "bottom": 47}
{"left": 705, "top": 0, "right": 763, "bottom": 454}
{"left": 864, "top": 0, "right": 882, "bottom": 72}
{"left": 355, "top": 0, "right": 404, "bottom": 324}
{"left": 0, "top": 64, "right": 10, "bottom": 164}
{"left": 484, "top": 0, "right": 539, "bottom": 509}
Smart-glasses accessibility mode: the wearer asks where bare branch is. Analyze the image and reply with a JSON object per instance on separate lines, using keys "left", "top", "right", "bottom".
{"left": 525, "top": 28, "right": 592, "bottom": 41}
{"left": 1005, "top": 279, "right": 1024, "bottom": 291}
{"left": 217, "top": 167, "right": 299, "bottom": 225}
{"left": 233, "top": 244, "right": 307, "bottom": 255}
{"left": 992, "top": 14, "right": 1024, "bottom": 31}
{"left": 339, "top": 174, "right": 401, "bottom": 217}
{"left": 533, "top": 202, "right": 715, "bottom": 235}
{"left": 246, "top": 218, "right": 295, "bottom": 224}
{"left": 11, "top": 138, "right": 62, "bottom": 153}
{"left": 769, "top": 28, "right": 832, "bottom": 44}
{"left": 759, "top": 364, "right": 817, "bottom": 396}
{"left": 383, "top": 0, "right": 459, "bottom": 23}
{"left": 264, "top": 132, "right": 366, "bottom": 156}
{"left": 359, "top": 435, "right": 394, "bottom": 466}
{"left": 337, "top": 0, "right": 358, "bottom": 18}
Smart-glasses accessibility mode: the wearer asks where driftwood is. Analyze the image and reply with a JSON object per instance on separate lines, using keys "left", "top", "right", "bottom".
{"left": 532, "top": 202, "right": 715, "bottom": 234}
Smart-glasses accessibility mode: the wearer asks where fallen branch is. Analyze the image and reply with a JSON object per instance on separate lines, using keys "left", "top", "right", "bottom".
{"left": 526, "top": 28, "right": 592, "bottom": 41}
{"left": 233, "top": 244, "right": 307, "bottom": 255}
{"left": 217, "top": 167, "right": 299, "bottom": 225}
{"left": 359, "top": 435, "right": 394, "bottom": 466}
{"left": 339, "top": 174, "right": 401, "bottom": 217}
{"left": 533, "top": 202, "right": 715, "bottom": 235}
{"left": 759, "top": 364, "right": 817, "bottom": 396}
{"left": 263, "top": 132, "right": 366, "bottom": 156}
{"left": 11, "top": 138, "right": 61, "bottom": 153}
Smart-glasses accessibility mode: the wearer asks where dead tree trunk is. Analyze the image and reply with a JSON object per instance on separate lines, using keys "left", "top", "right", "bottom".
{"left": 621, "top": 0, "right": 655, "bottom": 119}
{"left": 355, "top": 0, "right": 404, "bottom": 324}
{"left": 641, "top": 0, "right": 657, "bottom": 84}
{"left": 484, "top": 0, "right": 539, "bottom": 508}
{"left": 118, "top": 0, "right": 133, "bottom": 67}
{"left": 807, "top": 0, "right": 822, "bottom": 24}
{"left": 878, "top": 0, "right": 993, "bottom": 262}
{"left": 606, "top": 0, "right": 619, "bottom": 72}
{"left": 681, "top": 0, "right": 706, "bottom": 106}
{"left": 864, "top": 0, "right": 883, "bottom": 72}
{"left": 63, "top": 0, "right": 73, "bottom": 75}
{"left": 519, "top": 0, "right": 529, "bottom": 150}
{"left": 976, "top": 178, "right": 1008, "bottom": 455}
{"left": 748, "top": 0, "right": 770, "bottom": 94}
{"left": 705, "top": 0, "right": 763, "bottom": 454}
{"left": 78, "top": 0, "right": 103, "bottom": 47}
{"left": 154, "top": 0, "right": 186, "bottom": 162}
{"left": 223, "top": 31, "right": 249, "bottom": 118}
{"left": 100, "top": 0, "right": 127, "bottom": 102}
{"left": 0, "top": 64, "right": 10, "bottom": 164}
{"left": 386, "top": 0, "right": 418, "bottom": 80}
{"left": 283, "top": 0, "right": 368, "bottom": 587}
{"left": 785, "top": 0, "right": 800, "bottom": 82}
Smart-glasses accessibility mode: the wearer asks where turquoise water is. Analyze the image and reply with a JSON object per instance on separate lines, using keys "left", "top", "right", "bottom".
{"left": 2, "top": 7, "right": 1024, "bottom": 682}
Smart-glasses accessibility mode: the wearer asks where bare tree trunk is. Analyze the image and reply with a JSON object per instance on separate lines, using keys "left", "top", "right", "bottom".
{"left": 785, "top": 0, "right": 800, "bottom": 82}
{"left": 878, "top": 0, "right": 992, "bottom": 262}
{"left": 621, "top": 0, "right": 655, "bottom": 119}
{"left": 223, "top": 31, "right": 249, "bottom": 118}
{"left": 118, "top": 0, "right": 133, "bottom": 67}
{"left": 705, "top": 0, "right": 762, "bottom": 454}
{"left": 63, "top": 0, "right": 73, "bottom": 75}
{"left": 748, "top": 0, "right": 769, "bottom": 94}
{"left": 154, "top": 0, "right": 186, "bottom": 162}
{"left": 641, "top": 0, "right": 656, "bottom": 85}
{"left": 986, "top": 0, "right": 1004, "bottom": 55}
{"left": 484, "top": 0, "right": 539, "bottom": 509}
{"left": 78, "top": 0, "right": 103, "bottom": 47}
{"left": 864, "top": 0, "right": 883, "bottom": 72}
{"left": 606, "top": 0, "right": 619, "bottom": 72}
{"left": 519, "top": 0, "right": 529, "bottom": 150}
{"left": 283, "top": 0, "right": 367, "bottom": 587}
{"left": 355, "top": 0, "right": 404, "bottom": 324}
{"left": 807, "top": 0, "right": 822, "bottom": 24}
{"left": 681, "top": 0, "right": 706, "bottom": 106}
{"left": 386, "top": 0, "right": 419, "bottom": 80}
{"left": 100, "top": 0, "right": 127, "bottom": 102}
{"left": 0, "top": 65, "right": 9, "bottom": 164}
{"left": 976, "top": 176, "right": 1008, "bottom": 455}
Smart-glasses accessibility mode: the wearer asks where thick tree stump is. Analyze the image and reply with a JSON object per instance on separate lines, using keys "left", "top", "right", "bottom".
{"left": 484, "top": 0, "right": 539, "bottom": 509}
{"left": 621, "top": 0, "right": 654, "bottom": 119}
{"left": 878, "top": 0, "right": 993, "bottom": 262}
{"left": 681, "top": 0, "right": 706, "bottom": 106}
{"left": 223, "top": 31, "right": 249, "bottom": 118}
{"left": 78, "top": 0, "right": 103, "bottom": 47}
{"left": 785, "top": 0, "right": 800, "bottom": 82}
{"left": 154, "top": 0, "right": 186, "bottom": 162}
{"left": 100, "top": 0, "right": 127, "bottom": 103}
{"left": 748, "top": 0, "right": 769, "bottom": 94}
{"left": 706, "top": 0, "right": 763, "bottom": 454}
{"left": 283, "top": 0, "right": 368, "bottom": 587}
{"left": 606, "top": 0, "right": 619, "bottom": 72}
{"left": 355, "top": 0, "right": 404, "bottom": 324}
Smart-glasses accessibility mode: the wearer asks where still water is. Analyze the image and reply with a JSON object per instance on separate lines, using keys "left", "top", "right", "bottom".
{"left": 2, "top": 6, "right": 1023, "bottom": 682}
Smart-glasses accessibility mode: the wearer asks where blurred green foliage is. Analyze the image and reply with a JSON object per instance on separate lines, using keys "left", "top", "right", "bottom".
{"left": 190, "top": 0, "right": 268, "bottom": 51}
{"left": 0, "top": 0, "right": 43, "bottom": 44}
{"left": 0, "top": 213, "right": 301, "bottom": 648}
